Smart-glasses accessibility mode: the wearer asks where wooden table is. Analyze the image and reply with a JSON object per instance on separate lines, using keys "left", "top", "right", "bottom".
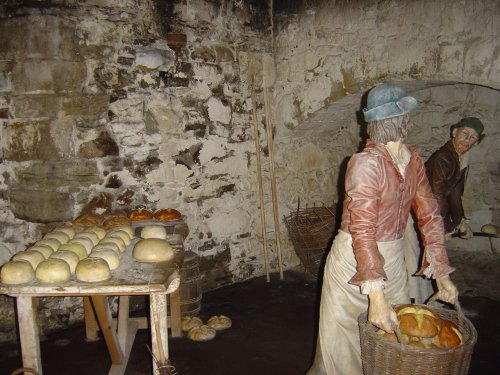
{"left": 0, "top": 234, "right": 185, "bottom": 375}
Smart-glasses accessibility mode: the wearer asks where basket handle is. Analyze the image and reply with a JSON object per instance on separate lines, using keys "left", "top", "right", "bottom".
{"left": 427, "top": 293, "right": 465, "bottom": 321}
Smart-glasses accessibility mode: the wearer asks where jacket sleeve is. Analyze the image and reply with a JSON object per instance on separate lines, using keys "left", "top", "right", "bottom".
{"left": 412, "top": 153, "right": 455, "bottom": 278}
{"left": 447, "top": 169, "right": 467, "bottom": 231}
{"left": 346, "top": 154, "right": 387, "bottom": 286}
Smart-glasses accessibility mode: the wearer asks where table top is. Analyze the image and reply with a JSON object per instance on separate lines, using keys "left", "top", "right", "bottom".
{"left": 0, "top": 228, "right": 185, "bottom": 297}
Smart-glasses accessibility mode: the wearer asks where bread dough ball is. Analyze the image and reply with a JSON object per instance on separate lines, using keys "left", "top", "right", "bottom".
{"left": 35, "top": 238, "right": 61, "bottom": 252}
{"left": 76, "top": 257, "right": 111, "bottom": 282}
{"left": 74, "top": 231, "right": 100, "bottom": 246}
{"left": 93, "top": 243, "right": 121, "bottom": 255}
{"left": 49, "top": 250, "right": 80, "bottom": 273}
{"left": 89, "top": 249, "right": 120, "bottom": 270}
{"left": 53, "top": 226, "right": 76, "bottom": 239}
{"left": 87, "top": 226, "right": 107, "bottom": 240}
{"left": 181, "top": 316, "right": 203, "bottom": 332}
{"left": 207, "top": 315, "right": 232, "bottom": 331}
{"left": 1, "top": 260, "right": 35, "bottom": 284}
{"left": 69, "top": 238, "right": 93, "bottom": 255}
{"left": 141, "top": 225, "right": 167, "bottom": 240}
{"left": 36, "top": 259, "right": 71, "bottom": 283}
{"left": 12, "top": 250, "right": 45, "bottom": 269}
{"left": 133, "top": 239, "right": 174, "bottom": 263}
{"left": 105, "top": 231, "right": 131, "bottom": 246}
{"left": 27, "top": 245, "right": 53, "bottom": 259}
{"left": 44, "top": 231, "right": 70, "bottom": 245}
{"left": 187, "top": 325, "right": 216, "bottom": 342}
{"left": 108, "top": 224, "right": 134, "bottom": 238}
{"left": 99, "top": 236, "right": 126, "bottom": 252}
{"left": 58, "top": 242, "right": 88, "bottom": 260}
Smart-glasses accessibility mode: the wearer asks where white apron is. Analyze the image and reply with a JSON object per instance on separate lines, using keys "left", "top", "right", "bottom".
{"left": 318, "top": 230, "right": 410, "bottom": 375}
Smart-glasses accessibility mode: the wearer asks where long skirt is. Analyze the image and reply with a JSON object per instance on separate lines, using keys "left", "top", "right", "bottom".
{"left": 317, "top": 230, "right": 410, "bottom": 375}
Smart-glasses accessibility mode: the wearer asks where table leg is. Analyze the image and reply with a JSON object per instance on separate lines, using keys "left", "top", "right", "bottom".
{"left": 83, "top": 296, "right": 99, "bottom": 341}
{"left": 16, "top": 296, "right": 42, "bottom": 374}
{"left": 117, "top": 296, "right": 130, "bottom": 351}
{"left": 169, "top": 289, "right": 182, "bottom": 337}
{"left": 91, "top": 295, "right": 124, "bottom": 365}
{"left": 150, "top": 293, "right": 169, "bottom": 374}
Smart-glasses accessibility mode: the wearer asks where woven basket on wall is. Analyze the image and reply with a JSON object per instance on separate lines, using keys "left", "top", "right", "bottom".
{"left": 358, "top": 303, "right": 478, "bottom": 375}
{"left": 283, "top": 203, "right": 336, "bottom": 276}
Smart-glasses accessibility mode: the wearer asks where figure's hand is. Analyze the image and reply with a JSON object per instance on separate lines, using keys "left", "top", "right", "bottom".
{"left": 444, "top": 232, "right": 454, "bottom": 241}
{"left": 458, "top": 219, "right": 473, "bottom": 239}
{"left": 368, "top": 287, "right": 398, "bottom": 333}
{"left": 435, "top": 275, "right": 458, "bottom": 304}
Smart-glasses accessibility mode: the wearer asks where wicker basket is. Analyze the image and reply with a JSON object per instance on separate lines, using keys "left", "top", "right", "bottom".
{"left": 358, "top": 302, "right": 478, "bottom": 375}
{"left": 283, "top": 203, "right": 336, "bottom": 276}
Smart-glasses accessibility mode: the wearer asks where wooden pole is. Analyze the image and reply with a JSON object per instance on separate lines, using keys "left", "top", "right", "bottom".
{"left": 251, "top": 85, "right": 271, "bottom": 282}
{"left": 263, "top": 87, "right": 283, "bottom": 280}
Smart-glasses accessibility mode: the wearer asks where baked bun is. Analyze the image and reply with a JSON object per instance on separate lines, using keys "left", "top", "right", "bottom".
{"left": 35, "top": 238, "right": 61, "bottom": 252}
{"left": 89, "top": 249, "right": 120, "bottom": 270}
{"left": 12, "top": 250, "right": 46, "bottom": 269}
{"left": 74, "top": 231, "right": 100, "bottom": 246}
{"left": 396, "top": 305, "right": 441, "bottom": 338}
{"left": 207, "top": 315, "right": 232, "bottom": 331}
{"left": 127, "top": 208, "right": 154, "bottom": 221}
{"left": 187, "top": 325, "right": 216, "bottom": 342}
{"left": 58, "top": 242, "right": 88, "bottom": 260}
{"left": 133, "top": 239, "right": 174, "bottom": 263}
{"left": 1, "top": 260, "right": 35, "bottom": 284}
{"left": 43, "top": 231, "right": 71, "bottom": 245}
{"left": 28, "top": 245, "right": 54, "bottom": 259}
{"left": 181, "top": 316, "right": 203, "bottom": 332}
{"left": 154, "top": 208, "right": 181, "bottom": 221}
{"left": 74, "top": 214, "right": 103, "bottom": 228}
{"left": 435, "top": 319, "right": 463, "bottom": 349}
{"left": 49, "top": 250, "right": 80, "bottom": 273}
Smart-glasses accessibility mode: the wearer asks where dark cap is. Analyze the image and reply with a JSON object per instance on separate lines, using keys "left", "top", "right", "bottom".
{"left": 451, "top": 117, "right": 484, "bottom": 139}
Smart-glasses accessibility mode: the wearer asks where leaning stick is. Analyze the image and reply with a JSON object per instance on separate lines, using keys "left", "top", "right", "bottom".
{"left": 263, "top": 87, "right": 283, "bottom": 280}
{"left": 251, "top": 84, "right": 271, "bottom": 282}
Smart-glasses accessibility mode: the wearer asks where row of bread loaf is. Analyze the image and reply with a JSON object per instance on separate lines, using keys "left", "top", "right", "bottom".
{"left": 1, "top": 223, "right": 135, "bottom": 285}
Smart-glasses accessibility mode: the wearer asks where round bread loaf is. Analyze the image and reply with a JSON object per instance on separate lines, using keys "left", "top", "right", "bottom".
{"left": 12, "top": 250, "right": 45, "bottom": 269}
{"left": 154, "top": 208, "right": 182, "bottom": 221}
{"left": 187, "top": 325, "right": 216, "bottom": 342}
{"left": 53, "top": 226, "right": 76, "bottom": 239}
{"left": 49, "top": 250, "right": 80, "bottom": 273}
{"left": 73, "top": 214, "right": 103, "bottom": 228}
{"left": 181, "top": 316, "right": 203, "bottom": 332}
{"left": 207, "top": 315, "right": 232, "bottom": 331}
{"left": 44, "top": 231, "right": 71, "bottom": 245}
{"left": 105, "top": 230, "right": 131, "bottom": 246}
{"left": 93, "top": 243, "right": 121, "bottom": 255}
{"left": 69, "top": 238, "right": 94, "bottom": 255}
{"left": 140, "top": 225, "right": 167, "bottom": 240}
{"left": 481, "top": 223, "right": 500, "bottom": 237}
{"left": 1, "top": 260, "right": 35, "bottom": 284}
{"left": 76, "top": 257, "right": 111, "bottom": 282}
{"left": 109, "top": 225, "right": 134, "bottom": 238}
{"left": 396, "top": 305, "right": 441, "bottom": 338}
{"left": 87, "top": 225, "right": 107, "bottom": 240}
{"left": 127, "top": 208, "right": 154, "bottom": 221}
{"left": 74, "top": 231, "right": 100, "bottom": 246}
{"left": 102, "top": 216, "right": 131, "bottom": 230}
{"left": 36, "top": 259, "right": 71, "bottom": 283}
{"left": 99, "top": 236, "right": 126, "bottom": 252}
{"left": 35, "top": 238, "right": 61, "bottom": 252}
{"left": 58, "top": 242, "right": 88, "bottom": 260}
{"left": 28, "top": 245, "right": 53, "bottom": 259}
{"left": 132, "top": 239, "right": 174, "bottom": 263}
{"left": 90, "top": 249, "right": 120, "bottom": 270}
{"left": 435, "top": 319, "right": 463, "bottom": 349}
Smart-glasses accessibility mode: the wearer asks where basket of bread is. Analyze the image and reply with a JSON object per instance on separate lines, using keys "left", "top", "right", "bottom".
{"left": 358, "top": 296, "right": 477, "bottom": 375}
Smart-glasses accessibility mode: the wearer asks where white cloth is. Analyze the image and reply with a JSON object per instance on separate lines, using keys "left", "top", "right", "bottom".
{"left": 403, "top": 215, "right": 435, "bottom": 304}
{"left": 317, "top": 230, "right": 410, "bottom": 375}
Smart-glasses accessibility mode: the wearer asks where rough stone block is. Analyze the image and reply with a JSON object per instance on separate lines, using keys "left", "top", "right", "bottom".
{"left": 15, "top": 160, "right": 100, "bottom": 189}
{"left": 62, "top": 94, "right": 110, "bottom": 117}
{"left": 1, "top": 120, "right": 60, "bottom": 161}
{"left": 12, "top": 60, "right": 54, "bottom": 93}
{"left": 12, "top": 94, "right": 59, "bottom": 118}
{"left": 53, "top": 61, "right": 87, "bottom": 92}
{"left": 9, "top": 188, "right": 74, "bottom": 223}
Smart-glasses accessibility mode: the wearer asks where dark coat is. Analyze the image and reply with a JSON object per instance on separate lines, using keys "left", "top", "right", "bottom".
{"left": 425, "top": 140, "right": 467, "bottom": 233}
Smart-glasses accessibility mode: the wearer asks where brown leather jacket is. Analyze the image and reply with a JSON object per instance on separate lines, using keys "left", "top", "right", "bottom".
{"left": 340, "top": 141, "right": 454, "bottom": 286}
{"left": 425, "top": 140, "right": 467, "bottom": 234}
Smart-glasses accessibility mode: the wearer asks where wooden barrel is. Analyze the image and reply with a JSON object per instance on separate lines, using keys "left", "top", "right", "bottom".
{"left": 179, "top": 251, "right": 202, "bottom": 317}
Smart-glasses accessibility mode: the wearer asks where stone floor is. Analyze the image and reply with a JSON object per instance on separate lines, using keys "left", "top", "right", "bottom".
{"left": 0, "top": 268, "right": 499, "bottom": 375}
